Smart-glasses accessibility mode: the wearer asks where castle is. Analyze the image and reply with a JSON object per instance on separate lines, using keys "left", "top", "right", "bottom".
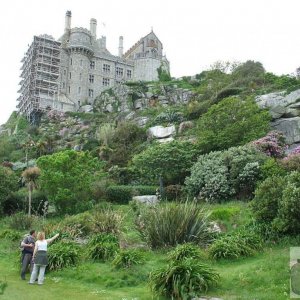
{"left": 17, "top": 11, "right": 170, "bottom": 123}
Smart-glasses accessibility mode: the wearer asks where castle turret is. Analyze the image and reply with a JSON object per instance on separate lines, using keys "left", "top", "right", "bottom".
{"left": 90, "top": 18, "right": 97, "bottom": 39}
{"left": 118, "top": 36, "right": 123, "bottom": 57}
{"left": 65, "top": 11, "right": 72, "bottom": 33}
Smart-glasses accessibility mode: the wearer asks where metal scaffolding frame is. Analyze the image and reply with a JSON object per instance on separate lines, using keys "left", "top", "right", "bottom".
{"left": 17, "top": 35, "right": 61, "bottom": 124}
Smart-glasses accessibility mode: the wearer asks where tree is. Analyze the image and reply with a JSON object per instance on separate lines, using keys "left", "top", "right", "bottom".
{"left": 232, "top": 60, "right": 265, "bottom": 79}
{"left": 197, "top": 96, "right": 271, "bottom": 153}
{"left": 132, "top": 141, "right": 199, "bottom": 185}
{"left": 22, "top": 167, "right": 41, "bottom": 216}
{"left": 0, "top": 166, "right": 18, "bottom": 214}
{"left": 37, "top": 150, "right": 104, "bottom": 214}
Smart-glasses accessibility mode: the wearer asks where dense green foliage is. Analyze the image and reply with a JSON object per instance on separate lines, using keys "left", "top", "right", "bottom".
{"left": 136, "top": 201, "right": 213, "bottom": 248}
{"left": 112, "top": 249, "right": 145, "bottom": 268}
{"left": 132, "top": 140, "right": 199, "bottom": 184}
{"left": 150, "top": 258, "right": 219, "bottom": 298}
{"left": 106, "top": 185, "right": 157, "bottom": 204}
{"left": 209, "top": 230, "right": 262, "bottom": 259}
{"left": 37, "top": 150, "right": 104, "bottom": 214}
{"left": 185, "top": 145, "right": 267, "bottom": 202}
{"left": 87, "top": 233, "right": 119, "bottom": 261}
{"left": 48, "top": 241, "right": 80, "bottom": 271}
{"left": 0, "top": 166, "right": 18, "bottom": 214}
{"left": 252, "top": 172, "right": 300, "bottom": 234}
{"left": 167, "top": 243, "right": 207, "bottom": 262}
{"left": 197, "top": 97, "right": 270, "bottom": 152}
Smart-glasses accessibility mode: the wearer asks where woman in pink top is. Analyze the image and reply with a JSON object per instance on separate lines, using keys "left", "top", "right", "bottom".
{"left": 29, "top": 232, "right": 59, "bottom": 285}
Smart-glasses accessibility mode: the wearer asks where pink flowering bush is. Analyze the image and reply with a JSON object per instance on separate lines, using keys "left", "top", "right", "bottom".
{"left": 252, "top": 131, "right": 286, "bottom": 158}
{"left": 281, "top": 145, "right": 300, "bottom": 171}
{"left": 47, "top": 110, "right": 66, "bottom": 122}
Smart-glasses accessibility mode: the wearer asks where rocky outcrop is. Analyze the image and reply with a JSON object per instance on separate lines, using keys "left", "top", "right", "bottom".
{"left": 256, "top": 89, "right": 300, "bottom": 144}
{"left": 93, "top": 82, "right": 195, "bottom": 115}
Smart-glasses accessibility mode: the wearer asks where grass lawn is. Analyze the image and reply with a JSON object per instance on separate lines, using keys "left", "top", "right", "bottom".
{"left": 0, "top": 202, "right": 294, "bottom": 300}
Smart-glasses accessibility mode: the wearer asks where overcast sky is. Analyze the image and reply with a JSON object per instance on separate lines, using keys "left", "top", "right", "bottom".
{"left": 1, "top": 0, "right": 300, "bottom": 125}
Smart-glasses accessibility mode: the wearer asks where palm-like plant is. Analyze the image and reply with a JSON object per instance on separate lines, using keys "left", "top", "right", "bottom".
{"left": 22, "top": 166, "right": 41, "bottom": 216}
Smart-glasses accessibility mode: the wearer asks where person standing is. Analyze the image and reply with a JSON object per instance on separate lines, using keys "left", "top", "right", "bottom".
{"left": 29, "top": 232, "right": 59, "bottom": 285}
{"left": 20, "top": 229, "right": 36, "bottom": 280}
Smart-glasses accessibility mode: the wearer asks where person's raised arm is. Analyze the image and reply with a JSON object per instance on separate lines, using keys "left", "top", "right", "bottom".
{"left": 46, "top": 233, "right": 59, "bottom": 244}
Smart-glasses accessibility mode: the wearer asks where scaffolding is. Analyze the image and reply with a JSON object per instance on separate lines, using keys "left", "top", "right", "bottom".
{"left": 17, "top": 35, "right": 61, "bottom": 124}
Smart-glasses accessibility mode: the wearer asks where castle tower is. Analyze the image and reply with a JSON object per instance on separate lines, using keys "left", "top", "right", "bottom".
{"left": 64, "top": 11, "right": 72, "bottom": 33}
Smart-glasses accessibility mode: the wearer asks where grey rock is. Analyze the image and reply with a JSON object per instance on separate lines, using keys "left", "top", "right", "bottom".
{"left": 147, "top": 125, "right": 176, "bottom": 139}
{"left": 134, "top": 116, "right": 149, "bottom": 127}
{"left": 255, "top": 91, "right": 285, "bottom": 108}
{"left": 270, "top": 105, "right": 286, "bottom": 119}
{"left": 271, "top": 117, "right": 300, "bottom": 144}
{"left": 132, "top": 195, "right": 158, "bottom": 204}
{"left": 104, "top": 104, "right": 113, "bottom": 113}
{"left": 79, "top": 105, "right": 93, "bottom": 113}
{"left": 284, "top": 108, "right": 300, "bottom": 118}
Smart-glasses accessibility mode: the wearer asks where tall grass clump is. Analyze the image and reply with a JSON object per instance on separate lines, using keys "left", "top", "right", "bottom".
{"left": 168, "top": 243, "right": 207, "bottom": 262}
{"left": 47, "top": 242, "right": 80, "bottom": 271}
{"left": 8, "top": 212, "right": 38, "bottom": 231}
{"left": 112, "top": 249, "right": 145, "bottom": 268}
{"left": 87, "top": 233, "right": 119, "bottom": 261}
{"left": 149, "top": 258, "right": 219, "bottom": 299}
{"left": 136, "top": 201, "right": 213, "bottom": 248}
{"left": 209, "top": 230, "right": 262, "bottom": 260}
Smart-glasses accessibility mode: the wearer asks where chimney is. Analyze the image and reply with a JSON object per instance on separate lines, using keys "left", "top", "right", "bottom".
{"left": 102, "top": 36, "right": 106, "bottom": 49}
{"left": 65, "top": 11, "right": 72, "bottom": 33}
{"left": 90, "top": 18, "right": 97, "bottom": 39}
{"left": 118, "top": 36, "right": 123, "bottom": 57}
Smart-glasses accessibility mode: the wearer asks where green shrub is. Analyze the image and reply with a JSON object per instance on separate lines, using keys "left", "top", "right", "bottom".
{"left": 87, "top": 233, "right": 119, "bottom": 261}
{"left": 275, "top": 172, "right": 300, "bottom": 234}
{"left": 168, "top": 243, "right": 207, "bottom": 262}
{"left": 251, "top": 176, "right": 285, "bottom": 223}
{"left": 112, "top": 249, "right": 145, "bottom": 268}
{"left": 137, "top": 201, "right": 213, "bottom": 248}
{"left": 132, "top": 141, "right": 199, "bottom": 185}
{"left": 106, "top": 185, "right": 157, "bottom": 204}
{"left": 164, "top": 185, "right": 183, "bottom": 201}
{"left": 91, "top": 209, "right": 123, "bottom": 234}
{"left": 214, "top": 87, "right": 243, "bottom": 102}
{"left": 0, "top": 229, "right": 21, "bottom": 241}
{"left": 185, "top": 145, "right": 267, "bottom": 202}
{"left": 281, "top": 154, "right": 300, "bottom": 172}
{"left": 197, "top": 96, "right": 270, "bottom": 153}
{"left": 61, "top": 212, "right": 93, "bottom": 236}
{"left": 149, "top": 258, "right": 219, "bottom": 298}
{"left": 8, "top": 212, "right": 38, "bottom": 231}
{"left": 155, "top": 110, "right": 184, "bottom": 124}
{"left": 47, "top": 242, "right": 80, "bottom": 271}
{"left": 185, "top": 100, "right": 212, "bottom": 120}
{"left": 209, "top": 206, "right": 240, "bottom": 221}
{"left": 209, "top": 230, "right": 262, "bottom": 260}
{"left": 0, "top": 280, "right": 7, "bottom": 295}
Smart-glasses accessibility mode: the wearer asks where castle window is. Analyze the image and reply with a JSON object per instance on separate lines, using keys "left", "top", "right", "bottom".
{"left": 68, "top": 86, "right": 71, "bottom": 94}
{"left": 127, "top": 70, "right": 132, "bottom": 78}
{"left": 89, "top": 75, "right": 94, "bottom": 83}
{"left": 102, "top": 78, "right": 110, "bottom": 86}
{"left": 63, "top": 70, "right": 66, "bottom": 76}
{"left": 103, "top": 64, "right": 110, "bottom": 73}
{"left": 116, "top": 67, "right": 123, "bottom": 77}
{"left": 70, "top": 58, "right": 72, "bottom": 65}
{"left": 78, "top": 87, "right": 81, "bottom": 94}
{"left": 69, "top": 72, "right": 71, "bottom": 79}
{"left": 90, "top": 61, "right": 95, "bottom": 69}
{"left": 88, "top": 89, "right": 94, "bottom": 97}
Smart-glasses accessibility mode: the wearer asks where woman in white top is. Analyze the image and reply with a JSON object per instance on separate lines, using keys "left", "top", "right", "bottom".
{"left": 29, "top": 231, "right": 59, "bottom": 285}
